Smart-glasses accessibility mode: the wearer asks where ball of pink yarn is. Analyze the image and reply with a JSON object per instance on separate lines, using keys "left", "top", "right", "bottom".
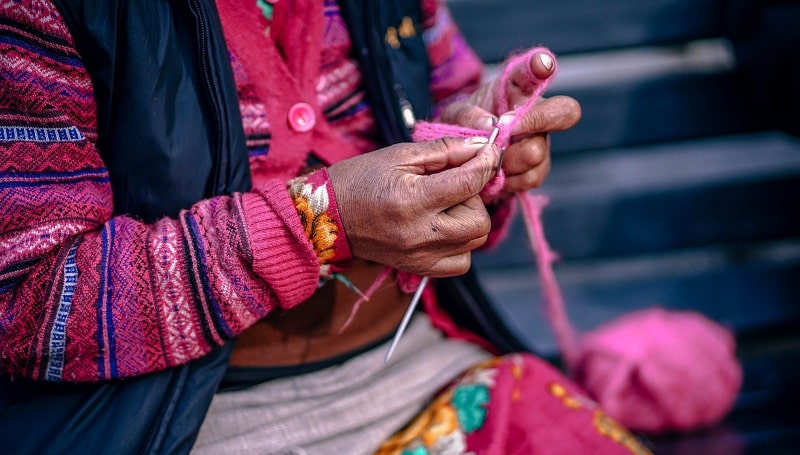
{"left": 573, "top": 307, "right": 743, "bottom": 433}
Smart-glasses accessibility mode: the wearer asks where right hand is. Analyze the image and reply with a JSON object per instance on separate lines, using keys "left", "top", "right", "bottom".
{"left": 439, "top": 51, "right": 581, "bottom": 199}
{"left": 328, "top": 137, "right": 500, "bottom": 277}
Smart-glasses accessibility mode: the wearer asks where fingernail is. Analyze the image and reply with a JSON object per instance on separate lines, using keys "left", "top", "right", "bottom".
{"left": 539, "top": 53, "right": 554, "bottom": 72}
{"left": 466, "top": 136, "right": 489, "bottom": 145}
{"left": 476, "top": 115, "right": 495, "bottom": 131}
{"left": 498, "top": 112, "right": 516, "bottom": 126}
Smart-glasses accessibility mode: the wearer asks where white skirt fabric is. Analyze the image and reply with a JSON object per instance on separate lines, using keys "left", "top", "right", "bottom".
{"left": 192, "top": 314, "right": 491, "bottom": 455}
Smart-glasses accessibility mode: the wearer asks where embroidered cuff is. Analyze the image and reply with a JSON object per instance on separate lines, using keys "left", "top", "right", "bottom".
{"left": 288, "top": 168, "right": 352, "bottom": 274}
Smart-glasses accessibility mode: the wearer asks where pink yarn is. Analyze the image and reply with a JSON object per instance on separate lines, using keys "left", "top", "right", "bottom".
{"left": 412, "top": 121, "right": 509, "bottom": 198}
{"left": 517, "top": 193, "right": 580, "bottom": 367}
{"left": 520, "top": 193, "right": 742, "bottom": 433}
{"left": 396, "top": 270, "right": 424, "bottom": 294}
{"left": 383, "top": 45, "right": 743, "bottom": 434}
{"left": 412, "top": 46, "right": 557, "bottom": 200}
{"left": 411, "top": 122, "right": 487, "bottom": 142}
{"left": 338, "top": 265, "right": 394, "bottom": 333}
{"left": 575, "top": 308, "right": 743, "bottom": 433}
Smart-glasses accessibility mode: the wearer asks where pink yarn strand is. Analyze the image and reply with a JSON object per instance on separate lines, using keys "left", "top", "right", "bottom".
{"left": 338, "top": 265, "right": 394, "bottom": 333}
{"left": 517, "top": 192, "right": 580, "bottom": 368}
{"left": 411, "top": 122, "right": 487, "bottom": 142}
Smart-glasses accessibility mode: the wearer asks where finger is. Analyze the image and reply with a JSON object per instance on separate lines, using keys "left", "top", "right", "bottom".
{"left": 503, "top": 164, "right": 551, "bottom": 192}
{"left": 385, "top": 137, "right": 488, "bottom": 178}
{"left": 509, "top": 95, "right": 581, "bottom": 136}
{"left": 509, "top": 50, "right": 556, "bottom": 96}
{"left": 416, "top": 232, "right": 488, "bottom": 258}
{"left": 414, "top": 196, "right": 489, "bottom": 249}
{"left": 420, "top": 142, "right": 500, "bottom": 209}
{"left": 423, "top": 252, "right": 473, "bottom": 277}
{"left": 501, "top": 134, "right": 549, "bottom": 177}
{"left": 439, "top": 101, "right": 496, "bottom": 132}
{"left": 436, "top": 195, "right": 491, "bottom": 244}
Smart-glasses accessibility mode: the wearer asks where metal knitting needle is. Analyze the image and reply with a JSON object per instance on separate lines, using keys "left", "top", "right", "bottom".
{"left": 384, "top": 276, "right": 429, "bottom": 363}
{"left": 488, "top": 124, "right": 501, "bottom": 145}
{"left": 488, "top": 124, "right": 504, "bottom": 174}
{"left": 384, "top": 126, "right": 503, "bottom": 364}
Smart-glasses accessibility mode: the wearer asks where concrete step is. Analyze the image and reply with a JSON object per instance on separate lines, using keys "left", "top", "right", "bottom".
{"left": 474, "top": 238, "right": 800, "bottom": 355}
{"left": 448, "top": 0, "right": 726, "bottom": 59}
{"left": 477, "top": 131, "right": 800, "bottom": 264}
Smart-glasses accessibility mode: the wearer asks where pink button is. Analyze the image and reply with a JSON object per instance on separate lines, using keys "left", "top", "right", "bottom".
{"left": 265, "top": 0, "right": 278, "bottom": 4}
{"left": 287, "top": 102, "right": 316, "bottom": 133}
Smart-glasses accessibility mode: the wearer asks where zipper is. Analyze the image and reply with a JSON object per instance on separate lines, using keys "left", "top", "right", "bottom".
{"left": 395, "top": 84, "right": 417, "bottom": 130}
{"left": 189, "top": 0, "right": 227, "bottom": 195}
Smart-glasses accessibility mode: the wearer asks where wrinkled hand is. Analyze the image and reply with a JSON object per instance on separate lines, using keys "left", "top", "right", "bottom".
{"left": 440, "top": 51, "right": 581, "bottom": 198}
{"left": 328, "top": 138, "right": 500, "bottom": 277}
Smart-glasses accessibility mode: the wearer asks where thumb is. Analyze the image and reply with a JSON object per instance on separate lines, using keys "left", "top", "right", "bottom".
{"left": 419, "top": 139, "right": 500, "bottom": 209}
{"left": 397, "top": 136, "right": 491, "bottom": 176}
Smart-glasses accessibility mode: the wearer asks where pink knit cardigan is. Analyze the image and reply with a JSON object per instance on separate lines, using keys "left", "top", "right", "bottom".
{"left": 0, "top": 0, "right": 485, "bottom": 382}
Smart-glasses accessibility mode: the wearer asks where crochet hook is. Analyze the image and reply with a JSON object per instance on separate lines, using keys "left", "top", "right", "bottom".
{"left": 384, "top": 276, "right": 429, "bottom": 363}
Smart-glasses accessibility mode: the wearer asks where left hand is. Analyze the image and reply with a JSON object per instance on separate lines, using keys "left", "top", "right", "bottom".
{"left": 439, "top": 50, "right": 581, "bottom": 199}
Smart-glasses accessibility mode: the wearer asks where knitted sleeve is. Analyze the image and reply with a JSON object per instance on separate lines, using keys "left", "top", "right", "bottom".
{"left": 0, "top": 2, "right": 320, "bottom": 382}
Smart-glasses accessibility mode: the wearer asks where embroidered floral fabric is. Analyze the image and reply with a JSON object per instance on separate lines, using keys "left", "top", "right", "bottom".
{"left": 375, "top": 354, "right": 653, "bottom": 455}
{"left": 288, "top": 168, "right": 352, "bottom": 277}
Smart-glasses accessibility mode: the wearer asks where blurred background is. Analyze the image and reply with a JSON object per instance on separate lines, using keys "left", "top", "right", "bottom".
{"left": 446, "top": 0, "right": 800, "bottom": 453}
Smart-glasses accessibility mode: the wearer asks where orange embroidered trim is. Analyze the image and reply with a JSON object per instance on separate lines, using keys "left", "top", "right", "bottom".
{"left": 547, "top": 381, "right": 653, "bottom": 454}
{"left": 289, "top": 175, "right": 339, "bottom": 265}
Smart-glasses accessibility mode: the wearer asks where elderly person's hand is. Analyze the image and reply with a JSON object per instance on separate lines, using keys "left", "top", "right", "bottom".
{"left": 329, "top": 137, "right": 500, "bottom": 277}
{"left": 439, "top": 50, "right": 581, "bottom": 199}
